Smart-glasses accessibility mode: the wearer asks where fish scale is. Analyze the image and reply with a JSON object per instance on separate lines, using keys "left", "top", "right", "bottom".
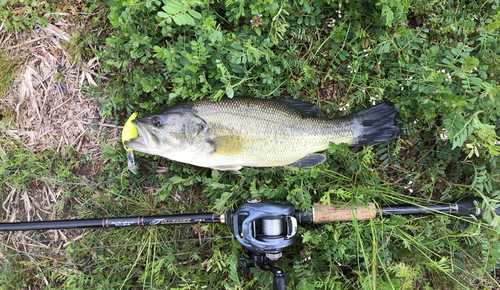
{"left": 191, "top": 98, "right": 354, "bottom": 167}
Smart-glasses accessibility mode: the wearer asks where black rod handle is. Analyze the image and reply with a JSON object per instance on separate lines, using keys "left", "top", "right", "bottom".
{"left": 379, "top": 204, "right": 451, "bottom": 216}
{"left": 378, "top": 198, "right": 500, "bottom": 218}
{"left": 456, "top": 198, "right": 500, "bottom": 217}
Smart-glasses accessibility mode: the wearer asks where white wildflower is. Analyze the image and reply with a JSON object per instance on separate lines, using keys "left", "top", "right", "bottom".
{"left": 440, "top": 128, "right": 449, "bottom": 139}
{"left": 404, "top": 181, "right": 414, "bottom": 193}
{"left": 339, "top": 103, "right": 349, "bottom": 111}
{"left": 328, "top": 18, "right": 336, "bottom": 28}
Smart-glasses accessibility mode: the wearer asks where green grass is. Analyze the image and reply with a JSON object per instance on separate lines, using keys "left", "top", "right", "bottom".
{"left": 1, "top": 0, "right": 500, "bottom": 289}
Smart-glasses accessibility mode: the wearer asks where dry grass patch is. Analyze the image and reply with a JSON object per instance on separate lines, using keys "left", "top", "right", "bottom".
{"left": 2, "top": 22, "right": 118, "bottom": 155}
{"left": 0, "top": 14, "right": 122, "bottom": 288}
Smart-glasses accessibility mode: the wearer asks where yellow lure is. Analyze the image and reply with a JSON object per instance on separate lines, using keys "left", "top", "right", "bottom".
{"left": 121, "top": 113, "right": 139, "bottom": 174}
{"left": 122, "top": 113, "right": 139, "bottom": 150}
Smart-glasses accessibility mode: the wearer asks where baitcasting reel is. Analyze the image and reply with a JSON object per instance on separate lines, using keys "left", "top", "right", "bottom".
{"left": 231, "top": 199, "right": 298, "bottom": 289}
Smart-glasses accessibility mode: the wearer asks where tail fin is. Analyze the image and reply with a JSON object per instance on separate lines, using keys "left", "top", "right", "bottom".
{"left": 350, "top": 102, "right": 401, "bottom": 146}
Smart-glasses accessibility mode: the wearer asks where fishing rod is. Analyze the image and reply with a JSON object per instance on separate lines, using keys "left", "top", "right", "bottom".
{"left": 0, "top": 198, "right": 498, "bottom": 289}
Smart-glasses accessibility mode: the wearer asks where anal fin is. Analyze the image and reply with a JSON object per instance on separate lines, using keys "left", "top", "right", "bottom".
{"left": 288, "top": 153, "right": 326, "bottom": 168}
{"left": 211, "top": 165, "right": 243, "bottom": 174}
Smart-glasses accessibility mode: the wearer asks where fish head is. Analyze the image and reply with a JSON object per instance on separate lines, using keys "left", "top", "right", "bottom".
{"left": 124, "top": 111, "right": 209, "bottom": 157}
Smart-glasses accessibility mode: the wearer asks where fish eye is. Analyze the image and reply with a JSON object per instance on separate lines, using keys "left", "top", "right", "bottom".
{"left": 151, "top": 117, "right": 162, "bottom": 127}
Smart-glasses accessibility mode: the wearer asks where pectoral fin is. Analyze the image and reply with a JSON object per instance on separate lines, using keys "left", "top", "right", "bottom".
{"left": 210, "top": 136, "right": 245, "bottom": 156}
{"left": 211, "top": 165, "right": 243, "bottom": 174}
{"left": 288, "top": 153, "right": 326, "bottom": 168}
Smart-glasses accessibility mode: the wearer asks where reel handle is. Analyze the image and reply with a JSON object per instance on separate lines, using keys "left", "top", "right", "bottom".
{"left": 311, "top": 203, "right": 377, "bottom": 224}
{"left": 273, "top": 270, "right": 286, "bottom": 290}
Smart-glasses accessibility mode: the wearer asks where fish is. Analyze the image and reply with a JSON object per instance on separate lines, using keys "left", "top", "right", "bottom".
{"left": 125, "top": 96, "right": 401, "bottom": 174}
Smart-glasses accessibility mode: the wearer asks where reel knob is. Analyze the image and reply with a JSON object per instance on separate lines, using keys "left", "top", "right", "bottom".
{"left": 273, "top": 270, "right": 286, "bottom": 290}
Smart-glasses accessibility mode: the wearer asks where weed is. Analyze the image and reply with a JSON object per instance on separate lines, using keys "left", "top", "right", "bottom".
{"left": 0, "top": 0, "right": 50, "bottom": 32}
{"left": 0, "top": 49, "right": 20, "bottom": 97}
{"left": 89, "top": 0, "right": 500, "bottom": 288}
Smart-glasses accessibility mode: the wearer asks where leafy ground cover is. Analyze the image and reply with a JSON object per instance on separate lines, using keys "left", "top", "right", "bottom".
{"left": 1, "top": 0, "right": 500, "bottom": 289}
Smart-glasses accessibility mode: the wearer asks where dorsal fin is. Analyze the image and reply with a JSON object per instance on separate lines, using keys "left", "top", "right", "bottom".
{"left": 275, "top": 98, "right": 322, "bottom": 118}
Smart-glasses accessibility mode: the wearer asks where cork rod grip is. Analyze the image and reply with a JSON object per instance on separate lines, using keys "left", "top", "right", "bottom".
{"left": 312, "top": 203, "right": 377, "bottom": 223}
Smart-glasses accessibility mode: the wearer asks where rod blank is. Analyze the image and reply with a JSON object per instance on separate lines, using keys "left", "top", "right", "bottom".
{"left": 0, "top": 214, "right": 216, "bottom": 231}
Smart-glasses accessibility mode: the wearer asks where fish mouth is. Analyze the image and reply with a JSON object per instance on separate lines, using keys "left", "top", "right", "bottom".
{"left": 124, "top": 120, "right": 159, "bottom": 151}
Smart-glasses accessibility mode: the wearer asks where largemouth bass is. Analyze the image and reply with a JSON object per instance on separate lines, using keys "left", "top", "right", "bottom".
{"left": 125, "top": 96, "right": 400, "bottom": 173}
